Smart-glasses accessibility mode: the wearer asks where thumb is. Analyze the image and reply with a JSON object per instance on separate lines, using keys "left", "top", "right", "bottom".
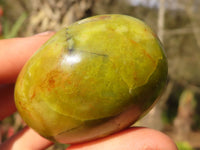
{"left": 0, "top": 31, "right": 55, "bottom": 84}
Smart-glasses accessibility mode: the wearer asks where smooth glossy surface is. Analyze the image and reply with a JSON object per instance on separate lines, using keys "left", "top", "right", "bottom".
{"left": 14, "top": 14, "right": 168, "bottom": 144}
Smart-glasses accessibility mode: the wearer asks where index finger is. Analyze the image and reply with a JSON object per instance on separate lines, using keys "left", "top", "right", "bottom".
{"left": 0, "top": 32, "right": 55, "bottom": 84}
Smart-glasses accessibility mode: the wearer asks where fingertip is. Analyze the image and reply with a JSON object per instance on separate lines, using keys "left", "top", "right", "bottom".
{"left": 68, "top": 127, "right": 178, "bottom": 150}
{"left": 0, "top": 126, "right": 53, "bottom": 150}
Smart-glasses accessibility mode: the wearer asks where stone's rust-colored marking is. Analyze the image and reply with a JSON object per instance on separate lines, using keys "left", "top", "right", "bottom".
{"left": 31, "top": 90, "right": 36, "bottom": 99}
{"left": 98, "top": 15, "right": 111, "bottom": 20}
{"left": 129, "top": 38, "right": 156, "bottom": 65}
{"left": 48, "top": 78, "right": 55, "bottom": 88}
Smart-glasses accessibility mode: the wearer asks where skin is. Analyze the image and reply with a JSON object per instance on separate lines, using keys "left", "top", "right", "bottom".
{"left": 0, "top": 32, "right": 178, "bottom": 150}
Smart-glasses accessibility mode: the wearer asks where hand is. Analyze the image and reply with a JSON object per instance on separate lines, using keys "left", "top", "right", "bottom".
{"left": 0, "top": 32, "right": 178, "bottom": 150}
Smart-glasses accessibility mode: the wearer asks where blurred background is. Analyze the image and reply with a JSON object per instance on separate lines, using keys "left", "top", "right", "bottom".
{"left": 0, "top": 0, "right": 199, "bottom": 149}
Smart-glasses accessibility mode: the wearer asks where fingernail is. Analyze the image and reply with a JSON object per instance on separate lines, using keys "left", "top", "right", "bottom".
{"left": 34, "top": 31, "right": 55, "bottom": 36}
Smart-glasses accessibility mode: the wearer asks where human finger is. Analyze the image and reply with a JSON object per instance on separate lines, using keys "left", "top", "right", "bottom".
{"left": 0, "top": 32, "right": 55, "bottom": 120}
{"left": 68, "top": 127, "right": 178, "bottom": 150}
{"left": 0, "top": 31, "right": 55, "bottom": 84}
{"left": 0, "top": 126, "right": 53, "bottom": 150}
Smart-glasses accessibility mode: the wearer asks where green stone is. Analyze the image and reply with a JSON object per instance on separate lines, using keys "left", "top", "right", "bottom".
{"left": 14, "top": 14, "right": 168, "bottom": 144}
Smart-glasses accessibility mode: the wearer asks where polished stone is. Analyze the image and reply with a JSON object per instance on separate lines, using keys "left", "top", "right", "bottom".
{"left": 15, "top": 14, "right": 168, "bottom": 144}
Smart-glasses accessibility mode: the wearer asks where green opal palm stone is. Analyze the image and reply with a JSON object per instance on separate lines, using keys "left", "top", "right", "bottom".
{"left": 14, "top": 14, "right": 168, "bottom": 144}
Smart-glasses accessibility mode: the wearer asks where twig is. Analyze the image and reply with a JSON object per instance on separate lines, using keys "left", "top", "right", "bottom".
{"left": 184, "top": 0, "right": 200, "bottom": 51}
{"left": 158, "top": 0, "right": 165, "bottom": 42}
